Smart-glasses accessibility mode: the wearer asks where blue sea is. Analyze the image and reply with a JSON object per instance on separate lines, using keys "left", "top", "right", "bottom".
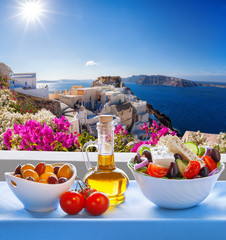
{"left": 126, "top": 83, "right": 226, "bottom": 136}
{"left": 37, "top": 80, "right": 226, "bottom": 135}
{"left": 37, "top": 80, "right": 93, "bottom": 93}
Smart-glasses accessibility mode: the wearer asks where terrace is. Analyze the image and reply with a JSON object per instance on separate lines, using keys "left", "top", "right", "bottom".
{"left": 1, "top": 150, "right": 226, "bottom": 240}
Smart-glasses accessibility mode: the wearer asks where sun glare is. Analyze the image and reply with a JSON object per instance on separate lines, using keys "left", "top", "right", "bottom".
{"left": 22, "top": 1, "right": 42, "bottom": 20}
{"left": 17, "top": 0, "right": 45, "bottom": 25}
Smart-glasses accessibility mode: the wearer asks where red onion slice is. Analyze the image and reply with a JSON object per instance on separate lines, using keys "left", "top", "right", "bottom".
{"left": 134, "top": 158, "right": 149, "bottom": 170}
{"left": 204, "top": 147, "right": 212, "bottom": 157}
{"left": 208, "top": 168, "right": 219, "bottom": 176}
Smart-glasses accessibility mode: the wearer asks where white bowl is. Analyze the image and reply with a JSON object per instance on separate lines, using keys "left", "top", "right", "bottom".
{"left": 128, "top": 159, "right": 224, "bottom": 209}
{"left": 5, "top": 163, "right": 76, "bottom": 212}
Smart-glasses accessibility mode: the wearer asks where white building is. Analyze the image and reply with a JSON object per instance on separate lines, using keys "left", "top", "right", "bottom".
{"left": 10, "top": 73, "right": 37, "bottom": 89}
{"left": 10, "top": 73, "right": 49, "bottom": 98}
{"left": 50, "top": 83, "right": 150, "bottom": 137}
{"left": 130, "top": 100, "right": 149, "bottom": 140}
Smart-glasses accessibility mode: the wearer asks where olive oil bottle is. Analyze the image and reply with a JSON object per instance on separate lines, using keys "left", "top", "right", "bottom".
{"left": 83, "top": 115, "right": 129, "bottom": 205}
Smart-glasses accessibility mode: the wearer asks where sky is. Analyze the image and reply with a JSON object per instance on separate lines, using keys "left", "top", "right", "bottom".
{"left": 0, "top": 0, "right": 226, "bottom": 82}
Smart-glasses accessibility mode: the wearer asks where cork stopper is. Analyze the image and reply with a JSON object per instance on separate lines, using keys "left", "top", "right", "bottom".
{"left": 99, "top": 115, "right": 113, "bottom": 124}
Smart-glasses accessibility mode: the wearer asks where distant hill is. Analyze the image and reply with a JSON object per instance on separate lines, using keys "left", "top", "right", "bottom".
{"left": 122, "top": 75, "right": 146, "bottom": 83}
{"left": 122, "top": 75, "right": 226, "bottom": 88}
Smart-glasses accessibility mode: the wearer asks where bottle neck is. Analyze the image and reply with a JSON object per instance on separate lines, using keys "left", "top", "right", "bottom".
{"left": 96, "top": 121, "right": 115, "bottom": 170}
{"left": 97, "top": 123, "right": 114, "bottom": 155}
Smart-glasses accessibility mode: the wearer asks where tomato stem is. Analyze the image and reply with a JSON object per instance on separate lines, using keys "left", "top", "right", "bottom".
{"left": 74, "top": 177, "right": 93, "bottom": 199}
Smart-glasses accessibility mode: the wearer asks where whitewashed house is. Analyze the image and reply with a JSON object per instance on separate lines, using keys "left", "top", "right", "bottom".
{"left": 10, "top": 73, "right": 49, "bottom": 98}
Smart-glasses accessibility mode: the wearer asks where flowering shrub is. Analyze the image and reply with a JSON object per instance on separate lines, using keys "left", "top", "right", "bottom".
{"left": 53, "top": 115, "right": 71, "bottom": 132}
{"left": 78, "top": 131, "right": 95, "bottom": 150}
{"left": 140, "top": 122, "right": 149, "bottom": 135}
{"left": 0, "top": 87, "right": 55, "bottom": 149}
{"left": 10, "top": 96, "right": 38, "bottom": 115}
{"left": 0, "top": 88, "right": 37, "bottom": 115}
{"left": 114, "top": 124, "right": 128, "bottom": 135}
{"left": 0, "top": 89, "right": 17, "bottom": 112}
{"left": 0, "top": 74, "right": 9, "bottom": 89}
{"left": 213, "top": 132, "right": 226, "bottom": 153}
{"left": 0, "top": 108, "right": 56, "bottom": 149}
{"left": 131, "top": 120, "right": 177, "bottom": 152}
{"left": 185, "top": 130, "right": 210, "bottom": 147}
{"left": 3, "top": 117, "right": 80, "bottom": 151}
{"left": 113, "top": 124, "right": 134, "bottom": 152}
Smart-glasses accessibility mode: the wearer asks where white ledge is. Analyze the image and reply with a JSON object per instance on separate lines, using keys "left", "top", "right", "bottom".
{"left": 0, "top": 150, "right": 225, "bottom": 161}
{"left": 0, "top": 150, "right": 136, "bottom": 162}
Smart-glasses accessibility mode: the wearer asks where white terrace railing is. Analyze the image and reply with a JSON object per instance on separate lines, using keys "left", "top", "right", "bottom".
{"left": 0, "top": 151, "right": 225, "bottom": 181}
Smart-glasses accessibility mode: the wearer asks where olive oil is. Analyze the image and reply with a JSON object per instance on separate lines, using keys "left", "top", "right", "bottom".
{"left": 84, "top": 154, "right": 128, "bottom": 205}
{"left": 83, "top": 115, "right": 129, "bottom": 205}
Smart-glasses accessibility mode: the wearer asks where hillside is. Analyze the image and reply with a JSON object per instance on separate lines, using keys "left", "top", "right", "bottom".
{"left": 122, "top": 75, "right": 226, "bottom": 88}
{"left": 123, "top": 75, "right": 203, "bottom": 87}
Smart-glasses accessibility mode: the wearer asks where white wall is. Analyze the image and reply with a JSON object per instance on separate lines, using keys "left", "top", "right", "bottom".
{"left": 131, "top": 101, "right": 147, "bottom": 114}
{"left": 69, "top": 118, "right": 80, "bottom": 134}
{"left": 14, "top": 87, "right": 49, "bottom": 98}
{"left": 138, "top": 112, "right": 149, "bottom": 122}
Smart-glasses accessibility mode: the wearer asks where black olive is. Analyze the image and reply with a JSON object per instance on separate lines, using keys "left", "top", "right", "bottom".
{"left": 199, "top": 166, "right": 209, "bottom": 177}
{"left": 211, "top": 148, "right": 221, "bottom": 163}
{"left": 167, "top": 162, "right": 180, "bottom": 178}
{"left": 134, "top": 155, "right": 142, "bottom": 163}
{"left": 174, "top": 153, "right": 182, "bottom": 160}
{"left": 142, "top": 150, "right": 152, "bottom": 162}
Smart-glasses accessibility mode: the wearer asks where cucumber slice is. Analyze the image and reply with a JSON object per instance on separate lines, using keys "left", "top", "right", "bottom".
{"left": 217, "top": 161, "right": 221, "bottom": 168}
{"left": 137, "top": 144, "right": 151, "bottom": 156}
{"left": 176, "top": 159, "right": 189, "bottom": 175}
{"left": 137, "top": 167, "right": 148, "bottom": 173}
{"left": 198, "top": 146, "right": 205, "bottom": 157}
{"left": 185, "top": 142, "right": 199, "bottom": 155}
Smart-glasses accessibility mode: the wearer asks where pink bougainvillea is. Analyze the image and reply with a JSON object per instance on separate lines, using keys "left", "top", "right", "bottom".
{"left": 3, "top": 117, "right": 79, "bottom": 151}
{"left": 114, "top": 124, "right": 128, "bottom": 136}
{"left": 131, "top": 120, "right": 177, "bottom": 152}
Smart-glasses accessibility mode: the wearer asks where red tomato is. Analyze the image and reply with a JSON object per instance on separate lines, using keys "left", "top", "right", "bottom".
{"left": 183, "top": 161, "right": 201, "bottom": 179}
{"left": 60, "top": 191, "right": 84, "bottom": 215}
{"left": 147, "top": 163, "right": 168, "bottom": 178}
{"left": 85, "top": 192, "right": 109, "bottom": 216}
{"left": 79, "top": 188, "right": 96, "bottom": 200}
{"left": 203, "top": 156, "right": 217, "bottom": 172}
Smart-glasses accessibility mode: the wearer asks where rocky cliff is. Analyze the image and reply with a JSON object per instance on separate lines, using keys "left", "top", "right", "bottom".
{"left": 123, "top": 75, "right": 226, "bottom": 88}
{"left": 146, "top": 103, "right": 172, "bottom": 129}
{"left": 132, "top": 75, "right": 203, "bottom": 87}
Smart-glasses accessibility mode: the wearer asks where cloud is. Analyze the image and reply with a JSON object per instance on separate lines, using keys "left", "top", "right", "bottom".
{"left": 85, "top": 60, "right": 98, "bottom": 66}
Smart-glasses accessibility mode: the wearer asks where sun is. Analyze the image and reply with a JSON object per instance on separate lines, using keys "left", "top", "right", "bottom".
{"left": 21, "top": 1, "right": 42, "bottom": 21}
{"left": 17, "top": 0, "right": 45, "bottom": 24}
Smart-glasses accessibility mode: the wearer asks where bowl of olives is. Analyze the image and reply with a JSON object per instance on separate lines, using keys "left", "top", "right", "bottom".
{"left": 128, "top": 140, "right": 224, "bottom": 209}
{"left": 5, "top": 162, "right": 76, "bottom": 212}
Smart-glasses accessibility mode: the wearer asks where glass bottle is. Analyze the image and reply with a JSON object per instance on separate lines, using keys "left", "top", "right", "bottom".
{"left": 83, "top": 115, "right": 129, "bottom": 205}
